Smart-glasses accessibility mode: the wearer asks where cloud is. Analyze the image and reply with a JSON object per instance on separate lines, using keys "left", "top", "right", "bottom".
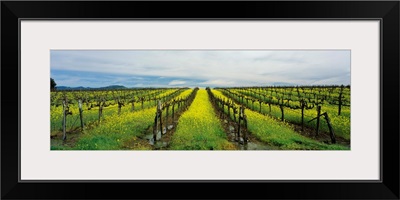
{"left": 51, "top": 50, "right": 351, "bottom": 87}
{"left": 310, "top": 73, "right": 351, "bottom": 85}
{"left": 199, "top": 79, "right": 236, "bottom": 86}
{"left": 168, "top": 80, "right": 186, "bottom": 86}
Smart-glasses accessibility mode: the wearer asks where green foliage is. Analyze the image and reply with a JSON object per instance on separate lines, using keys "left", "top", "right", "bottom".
{"left": 72, "top": 107, "right": 155, "bottom": 150}
{"left": 212, "top": 89, "right": 349, "bottom": 150}
{"left": 170, "top": 90, "right": 235, "bottom": 150}
{"left": 51, "top": 86, "right": 350, "bottom": 151}
{"left": 50, "top": 89, "right": 190, "bottom": 150}
{"left": 219, "top": 88, "right": 351, "bottom": 140}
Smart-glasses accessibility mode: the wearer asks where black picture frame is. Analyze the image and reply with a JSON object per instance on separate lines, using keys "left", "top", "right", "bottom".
{"left": 2, "top": 1, "right": 399, "bottom": 199}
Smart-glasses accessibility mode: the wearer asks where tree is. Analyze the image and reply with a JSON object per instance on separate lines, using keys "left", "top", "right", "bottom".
{"left": 51, "top": 78, "right": 57, "bottom": 91}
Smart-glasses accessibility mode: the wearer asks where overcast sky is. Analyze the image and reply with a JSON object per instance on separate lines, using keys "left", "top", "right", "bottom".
{"left": 50, "top": 50, "right": 350, "bottom": 88}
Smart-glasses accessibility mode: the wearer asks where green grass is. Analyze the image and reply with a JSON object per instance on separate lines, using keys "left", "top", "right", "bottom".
{"left": 212, "top": 89, "right": 349, "bottom": 150}
{"left": 51, "top": 107, "right": 155, "bottom": 150}
{"left": 51, "top": 89, "right": 194, "bottom": 150}
{"left": 220, "top": 89, "right": 351, "bottom": 140}
{"left": 169, "top": 89, "right": 235, "bottom": 150}
{"left": 50, "top": 89, "right": 180, "bottom": 132}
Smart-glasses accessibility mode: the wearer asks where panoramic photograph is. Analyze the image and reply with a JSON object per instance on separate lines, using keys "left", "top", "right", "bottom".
{"left": 50, "top": 50, "right": 351, "bottom": 150}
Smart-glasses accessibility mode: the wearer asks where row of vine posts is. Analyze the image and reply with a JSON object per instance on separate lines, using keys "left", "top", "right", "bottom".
{"left": 206, "top": 88, "right": 249, "bottom": 144}
{"left": 216, "top": 88, "right": 337, "bottom": 144}
{"left": 56, "top": 89, "right": 186, "bottom": 141}
{"left": 152, "top": 88, "right": 199, "bottom": 143}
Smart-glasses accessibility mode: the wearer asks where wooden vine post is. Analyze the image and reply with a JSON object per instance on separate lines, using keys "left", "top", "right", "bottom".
{"left": 165, "top": 103, "right": 170, "bottom": 132}
{"left": 279, "top": 105, "right": 284, "bottom": 121}
{"left": 98, "top": 99, "right": 104, "bottom": 123}
{"left": 78, "top": 99, "right": 84, "bottom": 130}
{"left": 338, "top": 85, "right": 344, "bottom": 115}
{"left": 308, "top": 111, "right": 336, "bottom": 144}
{"left": 62, "top": 100, "right": 67, "bottom": 141}
{"left": 242, "top": 107, "right": 248, "bottom": 143}
{"left": 316, "top": 105, "right": 321, "bottom": 136}
{"left": 153, "top": 100, "right": 163, "bottom": 142}
{"left": 62, "top": 98, "right": 72, "bottom": 141}
{"left": 237, "top": 106, "right": 242, "bottom": 141}
{"left": 112, "top": 92, "right": 124, "bottom": 115}
{"left": 322, "top": 112, "right": 336, "bottom": 143}
{"left": 172, "top": 100, "right": 175, "bottom": 123}
{"left": 300, "top": 99, "right": 305, "bottom": 131}
{"left": 85, "top": 94, "right": 90, "bottom": 107}
{"left": 117, "top": 100, "right": 124, "bottom": 115}
{"left": 118, "top": 101, "right": 124, "bottom": 115}
{"left": 219, "top": 100, "right": 225, "bottom": 119}
{"left": 233, "top": 107, "right": 237, "bottom": 123}
{"left": 227, "top": 100, "right": 231, "bottom": 119}
{"left": 237, "top": 106, "right": 248, "bottom": 144}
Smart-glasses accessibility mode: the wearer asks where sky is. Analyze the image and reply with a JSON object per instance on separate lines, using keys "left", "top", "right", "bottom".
{"left": 50, "top": 50, "right": 350, "bottom": 88}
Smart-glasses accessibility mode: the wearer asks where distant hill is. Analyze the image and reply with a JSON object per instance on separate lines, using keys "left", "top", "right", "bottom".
{"left": 55, "top": 86, "right": 91, "bottom": 90}
{"left": 55, "top": 85, "right": 127, "bottom": 91}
